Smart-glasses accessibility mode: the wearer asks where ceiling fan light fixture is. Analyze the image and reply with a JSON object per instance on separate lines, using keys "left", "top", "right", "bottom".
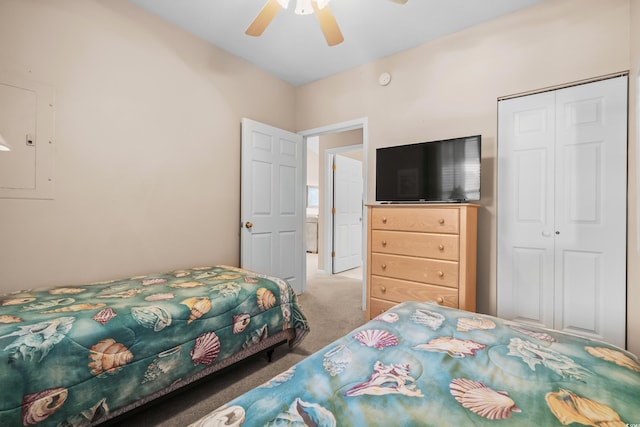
{"left": 294, "top": 0, "right": 314, "bottom": 15}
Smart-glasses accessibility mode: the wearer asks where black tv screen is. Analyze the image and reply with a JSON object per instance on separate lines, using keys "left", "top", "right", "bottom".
{"left": 376, "top": 135, "right": 481, "bottom": 203}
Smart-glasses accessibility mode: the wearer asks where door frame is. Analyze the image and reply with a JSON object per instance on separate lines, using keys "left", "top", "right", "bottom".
{"left": 299, "top": 117, "right": 369, "bottom": 310}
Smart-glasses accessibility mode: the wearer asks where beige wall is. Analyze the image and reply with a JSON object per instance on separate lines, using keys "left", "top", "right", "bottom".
{"left": 0, "top": 0, "right": 295, "bottom": 290}
{"left": 295, "top": 0, "right": 638, "bottom": 354}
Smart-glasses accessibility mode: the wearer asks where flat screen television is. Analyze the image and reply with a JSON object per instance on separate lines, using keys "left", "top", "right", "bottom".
{"left": 376, "top": 135, "right": 481, "bottom": 203}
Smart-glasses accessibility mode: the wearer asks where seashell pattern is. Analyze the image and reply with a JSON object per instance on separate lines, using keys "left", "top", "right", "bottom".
{"left": 353, "top": 329, "right": 399, "bottom": 350}
{"left": 60, "top": 398, "right": 108, "bottom": 426}
{"left": 42, "top": 303, "right": 105, "bottom": 313}
{"left": 22, "top": 387, "right": 68, "bottom": 425}
{"left": 323, "top": 344, "right": 352, "bottom": 376}
{"left": 450, "top": 378, "right": 521, "bottom": 420}
{"left": 88, "top": 338, "right": 133, "bottom": 376}
{"left": 508, "top": 337, "right": 590, "bottom": 381}
{"left": 211, "top": 281, "right": 242, "bottom": 297}
{"left": 49, "top": 287, "right": 86, "bottom": 295}
{"left": 232, "top": 313, "right": 251, "bottom": 334}
{"left": 131, "top": 306, "right": 172, "bottom": 331}
{"left": 1, "top": 317, "right": 75, "bottom": 362}
{"left": 97, "top": 288, "right": 143, "bottom": 298}
{"left": 181, "top": 297, "right": 212, "bottom": 324}
{"left": 256, "top": 287, "right": 277, "bottom": 311}
{"left": 145, "top": 293, "right": 175, "bottom": 302}
{"left": 1, "top": 297, "right": 36, "bottom": 306}
{"left": 585, "top": 346, "right": 640, "bottom": 372}
{"left": 190, "top": 331, "right": 221, "bottom": 366}
{"left": 189, "top": 405, "right": 245, "bottom": 427}
{"left": 415, "top": 337, "right": 486, "bottom": 358}
{"left": 457, "top": 317, "right": 496, "bottom": 332}
{"left": 509, "top": 325, "right": 557, "bottom": 343}
{"left": 263, "top": 366, "right": 296, "bottom": 388}
{"left": 375, "top": 312, "right": 399, "bottom": 323}
{"left": 142, "top": 346, "right": 182, "bottom": 383}
{"left": 141, "top": 278, "right": 167, "bottom": 286}
{"left": 546, "top": 388, "right": 623, "bottom": 426}
{"left": 0, "top": 314, "right": 23, "bottom": 323}
{"left": 173, "top": 270, "right": 191, "bottom": 278}
{"left": 410, "top": 309, "right": 445, "bottom": 330}
{"left": 23, "top": 298, "right": 75, "bottom": 312}
{"left": 244, "top": 277, "right": 258, "bottom": 284}
{"left": 170, "top": 281, "right": 205, "bottom": 289}
{"left": 92, "top": 307, "right": 117, "bottom": 326}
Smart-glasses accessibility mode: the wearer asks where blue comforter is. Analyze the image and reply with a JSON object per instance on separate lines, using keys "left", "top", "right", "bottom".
{"left": 192, "top": 302, "right": 640, "bottom": 426}
{"left": 0, "top": 265, "right": 308, "bottom": 426}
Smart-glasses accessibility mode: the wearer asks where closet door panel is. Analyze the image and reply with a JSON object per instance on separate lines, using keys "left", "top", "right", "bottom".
{"left": 497, "top": 91, "right": 555, "bottom": 326}
{"left": 554, "top": 77, "right": 627, "bottom": 347}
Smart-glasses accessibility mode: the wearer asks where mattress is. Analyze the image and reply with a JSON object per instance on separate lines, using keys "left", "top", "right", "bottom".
{"left": 191, "top": 301, "right": 640, "bottom": 426}
{"left": 0, "top": 265, "right": 309, "bottom": 426}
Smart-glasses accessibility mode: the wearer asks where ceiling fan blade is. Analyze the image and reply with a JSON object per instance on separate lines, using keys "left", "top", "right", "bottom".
{"left": 245, "top": 0, "right": 282, "bottom": 37}
{"left": 312, "top": 3, "right": 344, "bottom": 46}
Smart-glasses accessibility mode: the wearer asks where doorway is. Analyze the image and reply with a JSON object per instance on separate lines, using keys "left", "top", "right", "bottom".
{"left": 300, "top": 118, "right": 369, "bottom": 310}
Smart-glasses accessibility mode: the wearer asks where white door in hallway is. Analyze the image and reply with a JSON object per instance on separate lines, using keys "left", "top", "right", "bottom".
{"left": 497, "top": 76, "right": 627, "bottom": 348}
{"left": 241, "top": 118, "right": 304, "bottom": 294}
{"left": 332, "top": 154, "right": 363, "bottom": 274}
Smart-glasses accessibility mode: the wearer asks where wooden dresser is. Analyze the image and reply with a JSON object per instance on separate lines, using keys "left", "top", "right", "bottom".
{"left": 366, "top": 203, "right": 479, "bottom": 320}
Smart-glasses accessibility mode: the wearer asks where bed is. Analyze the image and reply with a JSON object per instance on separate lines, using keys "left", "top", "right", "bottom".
{"left": 0, "top": 265, "right": 309, "bottom": 426}
{"left": 191, "top": 301, "right": 640, "bottom": 427}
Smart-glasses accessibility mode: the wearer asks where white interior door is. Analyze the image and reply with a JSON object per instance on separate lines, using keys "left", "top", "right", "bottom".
{"left": 332, "top": 154, "right": 363, "bottom": 274}
{"left": 241, "top": 118, "right": 304, "bottom": 294}
{"left": 497, "top": 90, "right": 556, "bottom": 329}
{"left": 553, "top": 77, "right": 627, "bottom": 346}
{"left": 497, "top": 76, "right": 627, "bottom": 348}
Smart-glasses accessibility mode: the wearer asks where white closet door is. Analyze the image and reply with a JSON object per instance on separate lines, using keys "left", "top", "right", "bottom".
{"left": 553, "top": 77, "right": 627, "bottom": 346}
{"left": 497, "top": 76, "right": 627, "bottom": 348}
{"left": 497, "top": 91, "right": 556, "bottom": 328}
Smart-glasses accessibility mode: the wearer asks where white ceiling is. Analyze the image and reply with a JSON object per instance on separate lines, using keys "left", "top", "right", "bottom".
{"left": 129, "top": 0, "right": 544, "bottom": 86}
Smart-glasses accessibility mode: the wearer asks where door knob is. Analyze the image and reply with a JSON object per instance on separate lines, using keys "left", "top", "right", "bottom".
{"left": 245, "top": 221, "right": 253, "bottom": 229}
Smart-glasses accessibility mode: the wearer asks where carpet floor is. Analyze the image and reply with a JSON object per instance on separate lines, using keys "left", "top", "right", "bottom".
{"left": 115, "top": 263, "right": 365, "bottom": 426}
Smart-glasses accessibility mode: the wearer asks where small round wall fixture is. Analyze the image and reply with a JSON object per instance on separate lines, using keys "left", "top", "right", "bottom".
{"left": 378, "top": 72, "right": 392, "bottom": 86}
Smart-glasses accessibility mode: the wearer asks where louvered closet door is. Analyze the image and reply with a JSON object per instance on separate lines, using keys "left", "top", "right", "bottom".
{"left": 497, "top": 76, "right": 627, "bottom": 348}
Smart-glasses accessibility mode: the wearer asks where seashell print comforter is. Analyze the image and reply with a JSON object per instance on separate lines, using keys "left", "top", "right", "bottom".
{"left": 0, "top": 265, "right": 309, "bottom": 426}
{"left": 191, "top": 302, "right": 640, "bottom": 427}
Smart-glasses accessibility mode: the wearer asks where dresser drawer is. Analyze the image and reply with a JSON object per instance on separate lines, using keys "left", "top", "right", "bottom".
{"left": 370, "top": 276, "right": 458, "bottom": 307}
{"left": 371, "top": 207, "right": 459, "bottom": 233}
{"left": 371, "top": 253, "right": 458, "bottom": 288}
{"left": 371, "top": 230, "right": 459, "bottom": 261}
{"left": 368, "top": 298, "right": 399, "bottom": 318}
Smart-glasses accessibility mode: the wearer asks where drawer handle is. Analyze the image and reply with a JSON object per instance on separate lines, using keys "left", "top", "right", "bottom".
{"left": 437, "top": 297, "right": 444, "bottom": 304}
{"left": 438, "top": 218, "right": 445, "bottom": 225}
{"left": 381, "top": 263, "right": 387, "bottom": 270}
{"left": 382, "top": 217, "right": 388, "bottom": 224}
{"left": 381, "top": 240, "right": 387, "bottom": 247}
{"left": 438, "top": 244, "right": 445, "bottom": 251}
{"left": 438, "top": 271, "right": 444, "bottom": 277}
{"left": 380, "top": 286, "right": 387, "bottom": 293}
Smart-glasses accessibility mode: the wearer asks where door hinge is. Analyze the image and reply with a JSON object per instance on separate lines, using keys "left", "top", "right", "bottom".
{"left": 332, "top": 164, "right": 336, "bottom": 171}
{"left": 331, "top": 251, "right": 335, "bottom": 258}
{"left": 331, "top": 208, "right": 336, "bottom": 215}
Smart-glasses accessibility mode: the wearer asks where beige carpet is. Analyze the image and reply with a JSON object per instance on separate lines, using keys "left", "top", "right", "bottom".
{"left": 117, "top": 259, "right": 365, "bottom": 426}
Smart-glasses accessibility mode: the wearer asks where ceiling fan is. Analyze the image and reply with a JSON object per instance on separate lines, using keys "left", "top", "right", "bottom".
{"left": 245, "top": 0, "right": 408, "bottom": 47}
